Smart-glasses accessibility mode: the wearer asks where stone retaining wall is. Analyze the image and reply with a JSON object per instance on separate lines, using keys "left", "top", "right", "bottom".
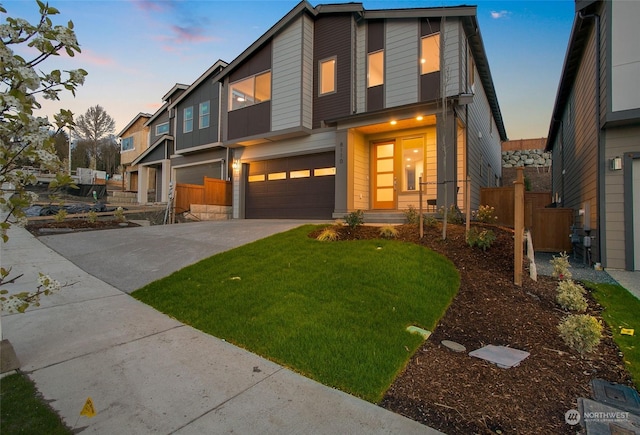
{"left": 502, "top": 149, "right": 551, "bottom": 168}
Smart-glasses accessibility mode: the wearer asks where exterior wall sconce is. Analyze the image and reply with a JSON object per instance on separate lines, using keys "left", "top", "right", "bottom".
{"left": 232, "top": 159, "right": 240, "bottom": 171}
{"left": 610, "top": 156, "right": 622, "bottom": 171}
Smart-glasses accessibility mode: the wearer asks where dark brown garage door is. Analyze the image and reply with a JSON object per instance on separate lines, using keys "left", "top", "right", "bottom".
{"left": 246, "top": 152, "right": 335, "bottom": 219}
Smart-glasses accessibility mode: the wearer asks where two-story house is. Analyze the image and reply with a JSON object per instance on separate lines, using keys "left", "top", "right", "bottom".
{"left": 118, "top": 112, "right": 151, "bottom": 192}
{"left": 219, "top": 1, "right": 507, "bottom": 219}
{"left": 120, "top": 1, "right": 506, "bottom": 221}
{"left": 546, "top": 0, "right": 640, "bottom": 271}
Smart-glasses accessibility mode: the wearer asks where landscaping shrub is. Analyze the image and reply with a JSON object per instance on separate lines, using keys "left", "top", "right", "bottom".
{"left": 471, "top": 205, "right": 498, "bottom": 223}
{"left": 403, "top": 205, "right": 419, "bottom": 224}
{"left": 378, "top": 225, "right": 398, "bottom": 239}
{"left": 550, "top": 252, "right": 572, "bottom": 280}
{"left": 53, "top": 209, "right": 67, "bottom": 223}
{"left": 556, "top": 280, "right": 587, "bottom": 312}
{"left": 558, "top": 314, "right": 602, "bottom": 355}
{"left": 466, "top": 227, "right": 496, "bottom": 251}
{"left": 114, "top": 206, "right": 126, "bottom": 222}
{"left": 439, "top": 204, "right": 465, "bottom": 224}
{"left": 344, "top": 209, "right": 364, "bottom": 229}
{"left": 87, "top": 210, "right": 98, "bottom": 223}
{"left": 423, "top": 215, "right": 438, "bottom": 227}
{"left": 316, "top": 226, "right": 339, "bottom": 242}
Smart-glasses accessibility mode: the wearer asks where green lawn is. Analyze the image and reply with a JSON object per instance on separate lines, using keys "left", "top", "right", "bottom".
{"left": 0, "top": 372, "right": 72, "bottom": 434}
{"left": 133, "top": 225, "right": 459, "bottom": 402}
{"left": 587, "top": 282, "right": 640, "bottom": 389}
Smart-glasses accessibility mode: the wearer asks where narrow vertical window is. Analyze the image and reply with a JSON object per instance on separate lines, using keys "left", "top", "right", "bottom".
{"left": 319, "top": 58, "right": 336, "bottom": 95}
{"left": 199, "top": 101, "right": 210, "bottom": 129}
{"left": 368, "top": 50, "right": 384, "bottom": 87}
{"left": 468, "top": 50, "right": 475, "bottom": 90}
{"left": 420, "top": 33, "right": 440, "bottom": 74}
{"left": 184, "top": 106, "right": 193, "bottom": 133}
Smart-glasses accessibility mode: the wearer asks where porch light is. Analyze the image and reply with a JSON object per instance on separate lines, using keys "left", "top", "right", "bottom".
{"left": 232, "top": 159, "right": 240, "bottom": 170}
{"left": 390, "top": 120, "right": 397, "bottom": 125}
{"left": 416, "top": 116, "right": 423, "bottom": 121}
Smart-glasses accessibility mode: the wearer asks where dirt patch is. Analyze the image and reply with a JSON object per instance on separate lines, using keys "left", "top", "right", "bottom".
{"left": 312, "top": 223, "right": 633, "bottom": 434}
{"left": 26, "top": 219, "right": 140, "bottom": 235}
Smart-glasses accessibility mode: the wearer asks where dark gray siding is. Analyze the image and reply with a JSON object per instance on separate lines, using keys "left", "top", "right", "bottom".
{"left": 175, "top": 82, "right": 221, "bottom": 151}
{"left": 313, "top": 14, "right": 352, "bottom": 128}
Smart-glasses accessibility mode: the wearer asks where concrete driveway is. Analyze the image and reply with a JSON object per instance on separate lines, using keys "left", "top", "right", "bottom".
{"left": 38, "top": 219, "right": 322, "bottom": 293}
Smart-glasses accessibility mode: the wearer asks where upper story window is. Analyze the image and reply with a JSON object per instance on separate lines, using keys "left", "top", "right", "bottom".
{"left": 468, "top": 50, "right": 475, "bottom": 90}
{"left": 229, "top": 71, "right": 271, "bottom": 111}
{"left": 199, "top": 101, "right": 210, "bottom": 129}
{"left": 121, "top": 136, "right": 134, "bottom": 152}
{"left": 183, "top": 107, "right": 193, "bottom": 133}
{"left": 420, "top": 33, "right": 440, "bottom": 74}
{"left": 156, "top": 122, "right": 169, "bottom": 136}
{"left": 319, "top": 57, "right": 336, "bottom": 95}
{"left": 368, "top": 50, "right": 384, "bottom": 87}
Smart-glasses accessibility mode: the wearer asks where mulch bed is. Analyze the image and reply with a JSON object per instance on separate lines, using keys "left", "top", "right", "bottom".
{"left": 26, "top": 219, "right": 140, "bottom": 235}
{"left": 314, "top": 223, "right": 633, "bottom": 434}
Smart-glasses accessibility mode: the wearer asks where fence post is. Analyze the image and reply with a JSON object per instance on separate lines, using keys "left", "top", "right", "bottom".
{"left": 465, "top": 176, "right": 471, "bottom": 238}
{"left": 419, "top": 176, "right": 424, "bottom": 239}
{"left": 514, "top": 167, "right": 524, "bottom": 286}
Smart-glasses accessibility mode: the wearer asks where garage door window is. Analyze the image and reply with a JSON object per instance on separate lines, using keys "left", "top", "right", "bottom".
{"left": 290, "top": 170, "right": 311, "bottom": 179}
{"left": 314, "top": 167, "right": 336, "bottom": 176}
{"left": 248, "top": 174, "right": 265, "bottom": 182}
{"left": 268, "top": 172, "right": 287, "bottom": 181}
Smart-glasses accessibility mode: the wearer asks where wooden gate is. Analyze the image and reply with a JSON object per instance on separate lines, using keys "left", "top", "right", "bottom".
{"left": 481, "top": 188, "right": 574, "bottom": 252}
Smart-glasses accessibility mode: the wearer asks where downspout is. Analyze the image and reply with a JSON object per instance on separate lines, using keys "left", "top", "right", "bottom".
{"left": 578, "top": 9, "right": 602, "bottom": 265}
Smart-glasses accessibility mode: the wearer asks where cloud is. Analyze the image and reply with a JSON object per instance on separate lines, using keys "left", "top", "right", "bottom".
{"left": 129, "top": 0, "right": 174, "bottom": 14}
{"left": 491, "top": 10, "right": 510, "bottom": 19}
{"left": 78, "top": 49, "right": 116, "bottom": 67}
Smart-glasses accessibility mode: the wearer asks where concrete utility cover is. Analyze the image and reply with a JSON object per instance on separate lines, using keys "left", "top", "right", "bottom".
{"left": 578, "top": 398, "right": 640, "bottom": 435}
{"left": 591, "top": 379, "right": 640, "bottom": 415}
{"left": 441, "top": 340, "right": 466, "bottom": 353}
{"left": 469, "top": 345, "right": 530, "bottom": 368}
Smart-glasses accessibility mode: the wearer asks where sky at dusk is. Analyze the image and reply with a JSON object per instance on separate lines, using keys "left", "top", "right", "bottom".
{"left": 3, "top": 0, "right": 576, "bottom": 140}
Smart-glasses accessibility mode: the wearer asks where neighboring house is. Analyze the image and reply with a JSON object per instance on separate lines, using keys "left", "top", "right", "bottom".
{"left": 546, "top": 0, "right": 640, "bottom": 271}
{"left": 118, "top": 112, "right": 151, "bottom": 192}
{"left": 218, "top": 1, "right": 507, "bottom": 219}
{"left": 130, "top": 83, "right": 188, "bottom": 203}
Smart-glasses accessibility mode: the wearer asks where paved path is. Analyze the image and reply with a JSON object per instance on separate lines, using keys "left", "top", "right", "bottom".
{"left": 1, "top": 221, "right": 440, "bottom": 434}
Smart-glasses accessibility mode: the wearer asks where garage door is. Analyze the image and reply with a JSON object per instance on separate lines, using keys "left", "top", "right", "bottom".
{"left": 246, "top": 152, "right": 335, "bottom": 219}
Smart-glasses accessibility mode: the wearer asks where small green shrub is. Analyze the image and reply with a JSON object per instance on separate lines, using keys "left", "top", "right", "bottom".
{"left": 114, "top": 206, "right": 126, "bottom": 222}
{"left": 344, "top": 210, "right": 364, "bottom": 229}
{"left": 438, "top": 204, "right": 464, "bottom": 224}
{"left": 466, "top": 227, "right": 496, "bottom": 251}
{"left": 87, "top": 210, "right": 98, "bottom": 223}
{"left": 378, "top": 225, "right": 398, "bottom": 239}
{"left": 550, "top": 252, "right": 572, "bottom": 280}
{"left": 423, "top": 215, "right": 438, "bottom": 227}
{"left": 403, "top": 205, "right": 419, "bottom": 224}
{"left": 53, "top": 209, "right": 67, "bottom": 223}
{"left": 472, "top": 205, "right": 498, "bottom": 223}
{"left": 558, "top": 314, "right": 602, "bottom": 355}
{"left": 316, "top": 227, "right": 339, "bottom": 242}
{"left": 556, "top": 280, "right": 587, "bottom": 312}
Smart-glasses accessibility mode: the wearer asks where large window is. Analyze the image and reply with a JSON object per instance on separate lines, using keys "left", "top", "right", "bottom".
{"left": 156, "top": 122, "right": 169, "bottom": 136}
{"left": 420, "top": 33, "right": 440, "bottom": 75}
{"left": 319, "top": 58, "right": 336, "bottom": 95}
{"left": 199, "top": 101, "right": 210, "bottom": 129}
{"left": 121, "top": 136, "right": 133, "bottom": 152}
{"left": 229, "top": 71, "right": 271, "bottom": 111}
{"left": 183, "top": 107, "right": 193, "bottom": 133}
{"left": 368, "top": 50, "right": 384, "bottom": 87}
{"left": 402, "top": 137, "right": 424, "bottom": 191}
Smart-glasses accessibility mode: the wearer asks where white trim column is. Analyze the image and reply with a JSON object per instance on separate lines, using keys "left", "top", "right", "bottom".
{"left": 138, "top": 165, "right": 149, "bottom": 205}
{"left": 161, "top": 159, "right": 171, "bottom": 203}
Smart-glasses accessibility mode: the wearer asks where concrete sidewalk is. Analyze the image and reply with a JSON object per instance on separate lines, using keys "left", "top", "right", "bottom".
{"left": 1, "top": 223, "right": 440, "bottom": 434}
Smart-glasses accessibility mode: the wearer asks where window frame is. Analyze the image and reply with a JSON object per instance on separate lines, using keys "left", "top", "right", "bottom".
{"left": 228, "top": 70, "right": 272, "bottom": 111}
{"left": 199, "top": 101, "right": 210, "bottom": 129}
{"left": 319, "top": 57, "right": 337, "bottom": 96}
{"left": 367, "top": 50, "right": 384, "bottom": 88}
{"left": 183, "top": 106, "right": 193, "bottom": 133}
{"left": 420, "top": 33, "right": 440, "bottom": 75}
{"left": 121, "top": 136, "right": 134, "bottom": 152}
{"left": 155, "top": 122, "right": 169, "bottom": 136}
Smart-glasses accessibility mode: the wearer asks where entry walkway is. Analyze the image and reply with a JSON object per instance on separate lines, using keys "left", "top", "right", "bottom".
{"left": 1, "top": 222, "right": 440, "bottom": 434}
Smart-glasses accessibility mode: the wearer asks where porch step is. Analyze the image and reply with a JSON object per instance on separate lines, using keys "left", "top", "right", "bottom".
{"left": 107, "top": 191, "right": 138, "bottom": 205}
{"left": 362, "top": 211, "right": 406, "bottom": 224}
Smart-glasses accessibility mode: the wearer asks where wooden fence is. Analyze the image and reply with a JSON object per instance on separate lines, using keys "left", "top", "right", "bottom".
{"left": 175, "top": 177, "right": 232, "bottom": 213}
{"left": 480, "top": 187, "right": 574, "bottom": 252}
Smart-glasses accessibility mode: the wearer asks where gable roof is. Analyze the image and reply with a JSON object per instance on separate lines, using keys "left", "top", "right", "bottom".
{"left": 545, "top": 1, "right": 599, "bottom": 151}
{"left": 216, "top": 1, "right": 506, "bottom": 141}
{"left": 169, "top": 59, "right": 228, "bottom": 110}
{"left": 117, "top": 112, "right": 152, "bottom": 137}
